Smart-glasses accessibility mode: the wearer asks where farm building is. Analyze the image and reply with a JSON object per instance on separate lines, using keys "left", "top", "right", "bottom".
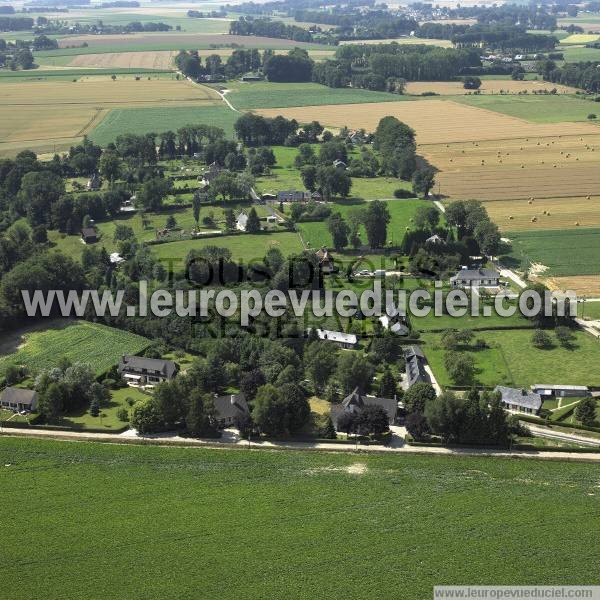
{"left": 450, "top": 267, "right": 500, "bottom": 288}
{"left": 118, "top": 356, "right": 179, "bottom": 386}
{"left": 315, "top": 247, "right": 334, "bottom": 274}
{"left": 330, "top": 387, "right": 398, "bottom": 429}
{"left": 494, "top": 386, "right": 542, "bottom": 415}
{"left": 311, "top": 328, "right": 358, "bottom": 349}
{"left": 404, "top": 346, "right": 429, "bottom": 388}
{"left": 81, "top": 227, "right": 98, "bottom": 244}
{"left": 0, "top": 387, "right": 37, "bottom": 412}
{"left": 530, "top": 384, "right": 590, "bottom": 398}
{"left": 213, "top": 393, "right": 249, "bottom": 428}
{"left": 277, "top": 190, "right": 310, "bottom": 202}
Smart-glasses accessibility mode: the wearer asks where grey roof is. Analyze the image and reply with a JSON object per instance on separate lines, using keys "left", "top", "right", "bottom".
{"left": 118, "top": 355, "right": 178, "bottom": 378}
{"left": 213, "top": 393, "right": 249, "bottom": 421}
{"left": 81, "top": 227, "right": 97, "bottom": 239}
{"left": 403, "top": 345, "right": 429, "bottom": 387}
{"left": 531, "top": 384, "right": 589, "bottom": 391}
{"left": 495, "top": 386, "right": 542, "bottom": 411}
{"left": 450, "top": 268, "right": 500, "bottom": 281}
{"left": 332, "top": 387, "right": 397, "bottom": 425}
{"left": 0, "top": 387, "right": 36, "bottom": 406}
{"left": 277, "top": 190, "right": 308, "bottom": 201}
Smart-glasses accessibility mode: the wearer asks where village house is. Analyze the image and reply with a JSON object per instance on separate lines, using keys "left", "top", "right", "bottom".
{"left": 81, "top": 227, "right": 98, "bottom": 244}
{"left": 118, "top": 356, "right": 179, "bottom": 387}
{"left": 494, "top": 386, "right": 542, "bottom": 415}
{"left": 450, "top": 267, "right": 500, "bottom": 288}
{"left": 379, "top": 314, "right": 410, "bottom": 336}
{"left": 312, "top": 328, "right": 358, "bottom": 349}
{"left": 0, "top": 387, "right": 37, "bottom": 412}
{"left": 277, "top": 190, "right": 310, "bottom": 202}
{"left": 404, "top": 345, "right": 430, "bottom": 388}
{"left": 213, "top": 393, "right": 249, "bottom": 428}
{"left": 426, "top": 234, "right": 446, "bottom": 245}
{"left": 530, "top": 384, "right": 590, "bottom": 398}
{"left": 315, "top": 247, "right": 334, "bottom": 274}
{"left": 330, "top": 387, "right": 398, "bottom": 429}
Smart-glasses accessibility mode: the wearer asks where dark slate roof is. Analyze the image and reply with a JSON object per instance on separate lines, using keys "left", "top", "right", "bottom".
{"left": 0, "top": 387, "right": 36, "bottom": 406}
{"left": 494, "top": 386, "right": 542, "bottom": 411}
{"left": 403, "top": 345, "right": 429, "bottom": 387}
{"left": 332, "top": 387, "right": 397, "bottom": 425}
{"left": 450, "top": 268, "right": 500, "bottom": 281}
{"left": 213, "top": 394, "right": 249, "bottom": 421}
{"left": 118, "top": 355, "right": 178, "bottom": 378}
{"left": 277, "top": 190, "right": 308, "bottom": 201}
{"left": 81, "top": 227, "right": 97, "bottom": 238}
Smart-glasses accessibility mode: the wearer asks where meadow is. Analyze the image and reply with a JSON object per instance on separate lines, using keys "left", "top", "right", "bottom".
{"left": 504, "top": 228, "right": 600, "bottom": 276}
{"left": 0, "top": 320, "right": 151, "bottom": 377}
{"left": 1, "top": 437, "right": 599, "bottom": 600}
{"left": 421, "top": 327, "right": 600, "bottom": 387}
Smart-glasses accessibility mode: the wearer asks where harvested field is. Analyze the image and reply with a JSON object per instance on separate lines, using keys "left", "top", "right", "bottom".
{"left": 405, "top": 80, "right": 577, "bottom": 95}
{"left": 0, "top": 78, "right": 219, "bottom": 156}
{"left": 256, "top": 99, "right": 597, "bottom": 144}
{"left": 546, "top": 276, "right": 600, "bottom": 296}
{"left": 482, "top": 196, "right": 600, "bottom": 231}
{"left": 68, "top": 50, "right": 176, "bottom": 70}
{"left": 339, "top": 37, "right": 453, "bottom": 47}
{"left": 57, "top": 33, "right": 320, "bottom": 49}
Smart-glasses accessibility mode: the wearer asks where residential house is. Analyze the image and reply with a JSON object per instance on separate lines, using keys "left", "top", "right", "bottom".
{"left": 312, "top": 328, "right": 358, "bottom": 349}
{"left": 81, "top": 227, "right": 98, "bottom": 244}
{"left": 330, "top": 387, "right": 397, "bottom": 429}
{"left": 426, "top": 234, "right": 445, "bottom": 245}
{"left": 494, "top": 385, "right": 542, "bottom": 415}
{"left": 236, "top": 212, "right": 248, "bottom": 232}
{"left": 379, "top": 314, "right": 409, "bottom": 336}
{"left": 450, "top": 267, "right": 500, "bottom": 288}
{"left": 118, "top": 355, "right": 179, "bottom": 386}
{"left": 315, "top": 247, "right": 334, "bottom": 274}
{"left": 213, "top": 393, "right": 249, "bottom": 427}
{"left": 0, "top": 387, "right": 37, "bottom": 412}
{"left": 201, "top": 162, "right": 223, "bottom": 185}
{"left": 241, "top": 72, "right": 263, "bottom": 81}
{"left": 277, "top": 190, "right": 310, "bottom": 202}
{"left": 86, "top": 173, "right": 101, "bottom": 191}
{"left": 530, "top": 384, "right": 590, "bottom": 398}
{"left": 404, "top": 345, "right": 430, "bottom": 388}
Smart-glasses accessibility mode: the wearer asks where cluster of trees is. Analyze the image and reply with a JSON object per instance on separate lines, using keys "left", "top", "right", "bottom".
{"left": 29, "top": 19, "right": 171, "bottom": 36}
{"left": 0, "top": 39, "right": 35, "bottom": 70}
{"left": 405, "top": 383, "right": 512, "bottom": 446}
{"left": 452, "top": 26, "right": 557, "bottom": 52}
{"left": 263, "top": 48, "right": 314, "bottom": 82}
{"left": 541, "top": 60, "right": 600, "bottom": 93}
{"left": 230, "top": 16, "right": 314, "bottom": 43}
{"left": 445, "top": 200, "right": 501, "bottom": 257}
{"left": 175, "top": 48, "right": 266, "bottom": 80}
{"left": 0, "top": 16, "right": 34, "bottom": 31}
{"left": 234, "top": 113, "right": 299, "bottom": 146}
{"left": 373, "top": 116, "right": 417, "bottom": 180}
{"left": 187, "top": 9, "right": 227, "bottom": 18}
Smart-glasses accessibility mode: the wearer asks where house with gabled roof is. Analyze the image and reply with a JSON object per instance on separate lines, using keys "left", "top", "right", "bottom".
{"left": 213, "top": 393, "right": 249, "bottom": 427}
{"left": 118, "top": 355, "right": 179, "bottom": 386}
{"left": 494, "top": 386, "right": 542, "bottom": 415}
{"left": 330, "top": 387, "right": 398, "bottom": 429}
{"left": 0, "top": 387, "right": 37, "bottom": 412}
{"left": 403, "top": 345, "right": 430, "bottom": 388}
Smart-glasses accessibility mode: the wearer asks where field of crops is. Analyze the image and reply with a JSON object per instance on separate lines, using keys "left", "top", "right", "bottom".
{"left": 1, "top": 437, "right": 599, "bottom": 600}
{"left": 505, "top": 228, "right": 600, "bottom": 277}
{"left": 405, "top": 80, "right": 577, "bottom": 95}
{"left": 546, "top": 275, "right": 600, "bottom": 296}
{"left": 0, "top": 320, "right": 151, "bottom": 376}
{"left": 560, "top": 33, "right": 600, "bottom": 44}
{"left": 69, "top": 50, "right": 177, "bottom": 70}
{"left": 88, "top": 104, "right": 237, "bottom": 146}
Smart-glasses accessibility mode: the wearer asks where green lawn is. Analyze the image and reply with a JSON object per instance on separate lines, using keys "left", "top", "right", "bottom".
{"left": 581, "top": 301, "right": 600, "bottom": 320}
{"left": 561, "top": 45, "right": 600, "bottom": 62}
{"left": 297, "top": 199, "right": 437, "bottom": 250}
{"left": 226, "top": 81, "right": 410, "bottom": 110}
{"left": 456, "top": 94, "right": 600, "bottom": 123}
{"left": 152, "top": 231, "right": 304, "bottom": 269}
{"left": 0, "top": 320, "right": 151, "bottom": 377}
{"left": 503, "top": 228, "right": 600, "bottom": 276}
{"left": 1, "top": 437, "right": 599, "bottom": 600}
{"left": 89, "top": 105, "right": 238, "bottom": 146}
{"left": 422, "top": 328, "right": 600, "bottom": 388}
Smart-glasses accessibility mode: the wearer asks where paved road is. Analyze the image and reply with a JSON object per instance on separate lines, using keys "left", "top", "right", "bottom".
{"left": 526, "top": 423, "right": 600, "bottom": 447}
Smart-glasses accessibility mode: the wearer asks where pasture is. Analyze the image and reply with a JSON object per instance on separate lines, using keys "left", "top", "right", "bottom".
{"left": 0, "top": 77, "right": 221, "bottom": 156}
{"left": 405, "top": 80, "right": 577, "bottom": 95}
{"left": 1, "top": 438, "right": 599, "bottom": 600}
{"left": 421, "top": 327, "right": 600, "bottom": 387}
{"left": 0, "top": 320, "right": 151, "bottom": 377}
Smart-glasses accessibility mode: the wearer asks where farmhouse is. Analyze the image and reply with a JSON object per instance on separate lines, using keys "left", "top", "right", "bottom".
{"left": 277, "top": 190, "right": 310, "bottom": 202}
{"left": 118, "top": 355, "right": 179, "bottom": 386}
{"left": 236, "top": 212, "right": 248, "bottom": 232}
{"left": 312, "top": 328, "right": 358, "bottom": 349}
{"left": 315, "top": 246, "right": 334, "bottom": 274}
{"left": 450, "top": 267, "right": 500, "bottom": 288}
{"left": 379, "top": 314, "right": 410, "bottom": 336}
{"left": 404, "top": 345, "right": 430, "bottom": 388}
{"left": 213, "top": 393, "right": 249, "bottom": 427}
{"left": 330, "top": 387, "right": 397, "bottom": 429}
{"left": 494, "top": 386, "right": 542, "bottom": 415}
{"left": 81, "top": 227, "right": 98, "bottom": 244}
{"left": 0, "top": 387, "right": 37, "bottom": 412}
{"left": 531, "top": 384, "right": 590, "bottom": 398}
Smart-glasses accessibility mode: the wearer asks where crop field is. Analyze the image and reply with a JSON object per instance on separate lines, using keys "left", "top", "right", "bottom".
{"left": 338, "top": 36, "right": 453, "bottom": 47}
{"left": 546, "top": 276, "right": 600, "bottom": 297}
{"left": 88, "top": 104, "right": 237, "bottom": 146}
{"left": 421, "top": 327, "right": 600, "bottom": 387}
{"left": 482, "top": 196, "right": 600, "bottom": 231}
{"left": 227, "top": 82, "right": 406, "bottom": 110}
{"left": 560, "top": 33, "right": 600, "bottom": 44}
{"left": 1, "top": 438, "right": 599, "bottom": 600}
{"left": 68, "top": 50, "right": 177, "bottom": 70}
{"left": 0, "top": 320, "right": 151, "bottom": 377}
{"left": 405, "top": 80, "right": 577, "bottom": 95}
{"left": 561, "top": 45, "right": 600, "bottom": 62}
{"left": 151, "top": 231, "right": 304, "bottom": 269}
{"left": 255, "top": 99, "right": 597, "bottom": 144}
{"left": 503, "top": 228, "right": 600, "bottom": 277}
{"left": 0, "top": 77, "right": 221, "bottom": 156}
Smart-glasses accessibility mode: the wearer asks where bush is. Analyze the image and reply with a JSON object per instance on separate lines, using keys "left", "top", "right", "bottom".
{"left": 117, "top": 407, "right": 129, "bottom": 422}
{"left": 393, "top": 188, "right": 414, "bottom": 199}
{"left": 587, "top": 113, "right": 597, "bottom": 120}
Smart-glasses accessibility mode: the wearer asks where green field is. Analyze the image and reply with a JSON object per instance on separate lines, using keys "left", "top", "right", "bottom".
{"left": 88, "top": 105, "right": 238, "bottom": 146}
{"left": 0, "top": 320, "right": 151, "bottom": 377}
{"left": 298, "top": 199, "right": 436, "bottom": 250}
{"left": 0, "top": 68, "right": 173, "bottom": 82}
{"left": 152, "top": 231, "right": 304, "bottom": 268}
{"left": 226, "top": 81, "right": 409, "bottom": 110}
{"left": 457, "top": 94, "right": 600, "bottom": 123}
{"left": 1, "top": 437, "right": 599, "bottom": 600}
{"left": 422, "top": 328, "right": 600, "bottom": 387}
{"left": 562, "top": 45, "right": 600, "bottom": 62}
{"left": 504, "top": 228, "right": 600, "bottom": 276}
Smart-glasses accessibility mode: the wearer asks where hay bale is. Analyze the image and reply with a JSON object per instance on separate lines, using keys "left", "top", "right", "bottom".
{"left": 575, "top": 221, "right": 580, "bottom": 226}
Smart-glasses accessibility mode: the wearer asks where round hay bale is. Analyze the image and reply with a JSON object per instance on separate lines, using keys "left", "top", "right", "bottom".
{"left": 575, "top": 221, "right": 580, "bottom": 226}
{"left": 586, "top": 195, "right": 591, "bottom": 200}
{"left": 509, "top": 215, "right": 514, "bottom": 220}
{"left": 528, "top": 200, "right": 533, "bottom": 204}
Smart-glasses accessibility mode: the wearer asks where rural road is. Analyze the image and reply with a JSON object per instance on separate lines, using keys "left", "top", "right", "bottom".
{"left": 3, "top": 426, "right": 600, "bottom": 462}
{"left": 525, "top": 423, "right": 600, "bottom": 447}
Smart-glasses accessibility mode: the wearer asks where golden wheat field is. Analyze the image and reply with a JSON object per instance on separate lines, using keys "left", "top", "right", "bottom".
{"left": 69, "top": 51, "right": 177, "bottom": 70}
{"left": 546, "top": 276, "right": 600, "bottom": 296}
{"left": 0, "top": 78, "right": 220, "bottom": 156}
{"left": 404, "top": 80, "right": 577, "bottom": 95}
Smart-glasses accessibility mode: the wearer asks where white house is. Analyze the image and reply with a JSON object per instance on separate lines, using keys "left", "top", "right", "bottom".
{"left": 450, "top": 267, "right": 500, "bottom": 288}
{"left": 310, "top": 328, "right": 358, "bottom": 349}
{"left": 236, "top": 212, "right": 248, "bottom": 232}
